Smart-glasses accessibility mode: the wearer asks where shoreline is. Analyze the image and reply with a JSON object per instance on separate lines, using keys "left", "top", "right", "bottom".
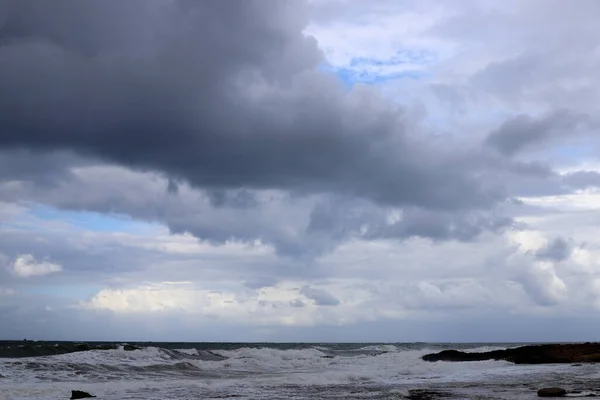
{"left": 423, "top": 342, "right": 600, "bottom": 364}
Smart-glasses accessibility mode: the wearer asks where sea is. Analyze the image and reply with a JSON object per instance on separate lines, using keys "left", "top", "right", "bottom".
{"left": 1, "top": 341, "right": 598, "bottom": 400}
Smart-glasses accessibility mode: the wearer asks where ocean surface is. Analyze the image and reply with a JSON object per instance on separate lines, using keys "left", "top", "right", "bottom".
{"left": 1, "top": 341, "right": 598, "bottom": 399}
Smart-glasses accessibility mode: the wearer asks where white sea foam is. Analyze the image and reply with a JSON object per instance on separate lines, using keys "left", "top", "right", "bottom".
{"left": 173, "top": 348, "right": 199, "bottom": 356}
{"left": 357, "top": 344, "right": 399, "bottom": 352}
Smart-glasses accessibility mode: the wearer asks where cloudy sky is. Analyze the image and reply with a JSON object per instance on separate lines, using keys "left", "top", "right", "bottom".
{"left": 1, "top": 0, "right": 600, "bottom": 342}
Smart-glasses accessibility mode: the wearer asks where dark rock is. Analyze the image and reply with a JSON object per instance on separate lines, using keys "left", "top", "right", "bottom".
{"left": 70, "top": 390, "right": 95, "bottom": 399}
{"left": 537, "top": 387, "right": 567, "bottom": 397}
{"left": 405, "top": 389, "right": 452, "bottom": 400}
{"left": 423, "top": 343, "right": 600, "bottom": 364}
{"left": 0, "top": 341, "right": 123, "bottom": 358}
{"left": 123, "top": 344, "right": 139, "bottom": 351}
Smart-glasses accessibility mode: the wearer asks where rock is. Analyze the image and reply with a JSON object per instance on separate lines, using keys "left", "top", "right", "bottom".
{"left": 75, "top": 343, "right": 91, "bottom": 351}
{"left": 70, "top": 390, "right": 95, "bottom": 399}
{"left": 123, "top": 344, "right": 139, "bottom": 351}
{"left": 0, "top": 341, "right": 124, "bottom": 358}
{"left": 423, "top": 343, "right": 600, "bottom": 364}
{"left": 405, "top": 389, "right": 452, "bottom": 399}
{"left": 537, "top": 387, "right": 567, "bottom": 397}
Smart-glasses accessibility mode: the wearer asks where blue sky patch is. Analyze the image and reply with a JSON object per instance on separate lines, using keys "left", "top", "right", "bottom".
{"left": 319, "top": 48, "right": 436, "bottom": 87}
{"left": 6, "top": 205, "right": 158, "bottom": 235}
{"left": 23, "top": 284, "right": 104, "bottom": 301}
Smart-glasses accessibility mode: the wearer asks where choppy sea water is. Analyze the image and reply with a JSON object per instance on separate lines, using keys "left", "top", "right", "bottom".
{"left": 1, "top": 342, "right": 599, "bottom": 399}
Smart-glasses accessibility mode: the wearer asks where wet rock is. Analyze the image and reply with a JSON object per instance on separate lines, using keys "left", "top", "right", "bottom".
{"left": 537, "top": 387, "right": 567, "bottom": 397}
{"left": 75, "top": 343, "right": 91, "bottom": 351}
{"left": 70, "top": 390, "right": 95, "bottom": 399}
{"left": 0, "top": 341, "right": 124, "bottom": 358}
{"left": 123, "top": 344, "right": 139, "bottom": 351}
{"left": 405, "top": 389, "right": 452, "bottom": 399}
{"left": 423, "top": 343, "right": 600, "bottom": 364}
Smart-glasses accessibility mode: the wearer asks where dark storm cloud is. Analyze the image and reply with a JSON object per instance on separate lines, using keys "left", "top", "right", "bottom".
{"left": 0, "top": 0, "right": 504, "bottom": 212}
{"left": 0, "top": 150, "right": 86, "bottom": 187}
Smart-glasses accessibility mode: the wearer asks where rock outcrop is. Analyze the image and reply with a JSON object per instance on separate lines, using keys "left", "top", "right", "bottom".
{"left": 0, "top": 341, "right": 138, "bottom": 358}
{"left": 70, "top": 390, "right": 95, "bottom": 399}
{"left": 423, "top": 343, "right": 600, "bottom": 364}
{"left": 405, "top": 389, "right": 452, "bottom": 399}
{"left": 537, "top": 387, "right": 567, "bottom": 397}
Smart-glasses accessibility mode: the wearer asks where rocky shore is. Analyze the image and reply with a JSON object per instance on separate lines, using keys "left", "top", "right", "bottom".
{"left": 0, "top": 341, "right": 139, "bottom": 358}
{"left": 423, "top": 343, "right": 600, "bottom": 364}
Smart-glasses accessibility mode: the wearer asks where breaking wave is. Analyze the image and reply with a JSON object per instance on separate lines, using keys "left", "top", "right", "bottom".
{"left": 0, "top": 341, "right": 530, "bottom": 384}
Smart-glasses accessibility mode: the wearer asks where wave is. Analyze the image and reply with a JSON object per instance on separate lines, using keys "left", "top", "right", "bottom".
{"left": 1, "top": 341, "right": 573, "bottom": 395}
{"left": 0, "top": 340, "right": 526, "bottom": 357}
{"left": 0, "top": 341, "right": 229, "bottom": 361}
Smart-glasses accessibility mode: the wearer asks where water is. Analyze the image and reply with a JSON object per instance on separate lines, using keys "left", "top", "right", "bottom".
{"left": 0, "top": 342, "right": 598, "bottom": 399}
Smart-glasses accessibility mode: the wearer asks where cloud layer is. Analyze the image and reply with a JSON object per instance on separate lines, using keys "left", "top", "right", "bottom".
{"left": 1, "top": 0, "right": 600, "bottom": 341}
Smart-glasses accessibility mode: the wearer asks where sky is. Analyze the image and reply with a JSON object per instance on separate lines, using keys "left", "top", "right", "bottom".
{"left": 1, "top": 0, "right": 600, "bottom": 342}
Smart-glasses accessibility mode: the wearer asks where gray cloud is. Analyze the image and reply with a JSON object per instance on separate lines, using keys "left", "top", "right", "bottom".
{"left": 206, "top": 189, "right": 258, "bottom": 209}
{"left": 435, "top": 0, "right": 600, "bottom": 110}
{"left": 485, "top": 109, "right": 590, "bottom": 156}
{"left": 562, "top": 171, "right": 600, "bottom": 190}
{"left": 0, "top": 163, "right": 514, "bottom": 258}
{"left": 3, "top": 151, "right": 599, "bottom": 260}
{"left": 535, "top": 237, "right": 573, "bottom": 262}
{"left": 300, "top": 285, "right": 340, "bottom": 306}
{"left": 308, "top": 196, "right": 513, "bottom": 244}
{"left": 0, "top": 226, "right": 155, "bottom": 283}
{"left": 289, "top": 299, "right": 306, "bottom": 308}
{"left": 0, "top": 150, "right": 85, "bottom": 186}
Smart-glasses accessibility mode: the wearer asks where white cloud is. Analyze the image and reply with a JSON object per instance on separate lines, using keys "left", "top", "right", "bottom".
{"left": 80, "top": 280, "right": 412, "bottom": 326}
{"left": 81, "top": 282, "right": 319, "bottom": 325}
{"left": 10, "top": 254, "right": 62, "bottom": 278}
